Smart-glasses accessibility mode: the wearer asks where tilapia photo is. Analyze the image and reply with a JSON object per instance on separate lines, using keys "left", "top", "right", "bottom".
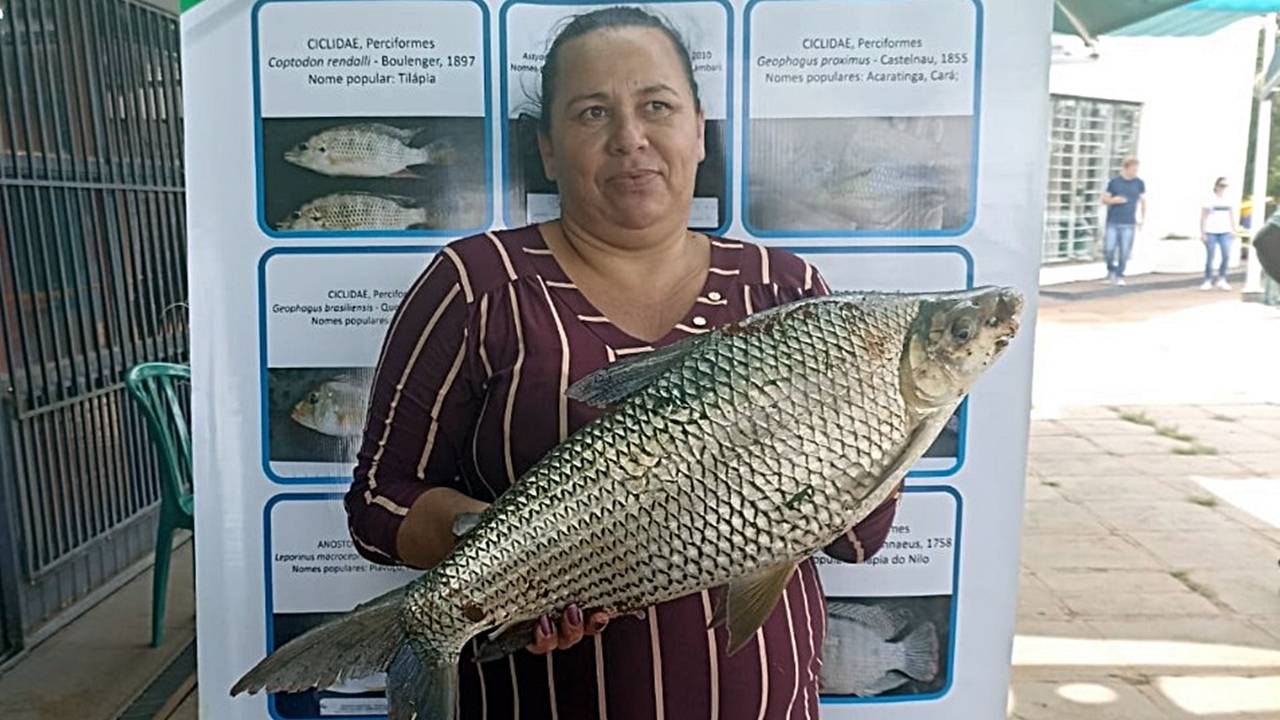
{"left": 232, "top": 287, "right": 1023, "bottom": 719}
{"left": 275, "top": 192, "right": 441, "bottom": 232}
{"left": 820, "top": 600, "right": 940, "bottom": 696}
{"left": 284, "top": 123, "right": 457, "bottom": 178}
{"left": 291, "top": 376, "right": 371, "bottom": 438}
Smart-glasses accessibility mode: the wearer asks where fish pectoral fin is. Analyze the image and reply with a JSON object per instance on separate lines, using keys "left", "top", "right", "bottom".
{"left": 388, "top": 168, "right": 423, "bottom": 179}
{"left": 229, "top": 585, "right": 408, "bottom": 696}
{"left": 723, "top": 562, "right": 797, "bottom": 655}
{"left": 566, "top": 334, "right": 709, "bottom": 408}
{"left": 473, "top": 619, "right": 540, "bottom": 662}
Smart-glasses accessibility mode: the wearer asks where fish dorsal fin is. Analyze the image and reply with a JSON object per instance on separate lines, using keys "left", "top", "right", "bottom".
{"left": 720, "top": 562, "right": 797, "bottom": 655}
{"left": 348, "top": 122, "right": 419, "bottom": 143}
{"left": 566, "top": 333, "right": 709, "bottom": 408}
{"left": 825, "top": 600, "right": 900, "bottom": 637}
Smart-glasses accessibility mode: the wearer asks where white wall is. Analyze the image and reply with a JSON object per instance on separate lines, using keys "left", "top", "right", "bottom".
{"left": 1046, "top": 20, "right": 1261, "bottom": 279}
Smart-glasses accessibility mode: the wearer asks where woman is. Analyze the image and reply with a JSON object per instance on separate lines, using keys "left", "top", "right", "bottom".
{"left": 345, "top": 7, "right": 899, "bottom": 718}
{"left": 1201, "top": 176, "right": 1239, "bottom": 291}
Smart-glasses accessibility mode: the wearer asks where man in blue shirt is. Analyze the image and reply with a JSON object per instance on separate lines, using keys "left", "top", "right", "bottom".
{"left": 1100, "top": 157, "right": 1147, "bottom": 285}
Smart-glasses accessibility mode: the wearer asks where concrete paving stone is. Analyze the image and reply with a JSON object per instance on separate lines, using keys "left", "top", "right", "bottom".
{"left": 1088, "top": 433, "right": 1190, "bottom": 456}
{"left": 1040, "top": 405, "right": 1123, "bottom": 420}
{"left": 1028, "top": 434, "right": 1105, "bottom": 456}
{"left": 1029, "top": 454, "right": 1148, "bottom": 477}
{"left": 1029, "top": 419, "right": 1079, "bottom": 437}
{"left": 1057, "top": 419, "right": 1160, "bottom": 436}
{"left": 1124, "top": 453, "right": 1256, "bottom": 479}
{"left": 1013, "top": 618, "right": 1103, "bottom": 640}
{"left": 1057, "top": 588, "right": 1221, "bottom": 618}
{"left": 1033, "top": 569, "right": 1191, "bottom": 598}
{"left": 1019, "top": 533, "right": 1163, "bottom": 571}
{"left": 1200, "top": 403, "right": 1280, "bottom": 420}
{"left": 1085, "top": 499, "right": 1251, "bottom": 533}
{"left": 1114, "top": 404, "right": 1217, "bottom": 421}
{"left": 1147, "top": 674, "right": 1280, "bottom": 717}
{"left": 1018, "top": 571, "right": 1073, "bottom": 621}
{"left": 1047, "top": 476, "right": 1193, "bottom": 503}
{"left": 1006, "top": 678, "right": 1169, "bottom": 720}
{"left": 1081, "top": 616, "right": 1280, "bottom": 653}
{"left": 1021, "top": 501, "right": 1112, "bottom": 536}
{"left": 1238, "top": 417, "right": 1280, "bottom": 440}
{"left": 1164, "top": 430, "right": 1277, "bottom": 454}
{"left": 1230, "top": 452, "right": 1280, "bottom": 475}
{"left": 1023, "top": 476, "right": 1067, "bottom": 502}
{"left": 1178, "top": 569, "right": 1280, "bottom": 617}
{"left": 1124, "top": 530, "right": 1280, "bottom": 571}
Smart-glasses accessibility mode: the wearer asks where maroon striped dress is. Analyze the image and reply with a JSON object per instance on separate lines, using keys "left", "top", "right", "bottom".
{"left": 345, "top": 224, "right": 900, "bottom": 720}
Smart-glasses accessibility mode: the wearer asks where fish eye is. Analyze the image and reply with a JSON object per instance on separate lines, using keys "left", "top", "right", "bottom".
{"left": 950, "top": 316, "right": 976, "bottom": 343}
{"left": 307, "top": 392, "right": 320, "bottom": 404}
{"left": 317, "top": 145, "right": 327, "bottom": 153}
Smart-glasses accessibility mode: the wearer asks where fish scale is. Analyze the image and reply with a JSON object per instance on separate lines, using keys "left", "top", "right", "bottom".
{"left": 231, "top": 288, "right": 1023, "bottom": 719}
{"left": 413, "top": 297, "right": 917, "bottom": 653}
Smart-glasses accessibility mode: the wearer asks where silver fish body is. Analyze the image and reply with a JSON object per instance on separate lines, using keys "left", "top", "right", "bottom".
{"left": 232, "top": 287, "right": 1023, "bottom": 718}
{"left": 820, "top": 600, "right": 940, "bottom": 696}
{"left": 276, "top": 192, "right": 436, "bottom": 231}
{"left": 284, "top": 123, "right": 455, "bottom": 177}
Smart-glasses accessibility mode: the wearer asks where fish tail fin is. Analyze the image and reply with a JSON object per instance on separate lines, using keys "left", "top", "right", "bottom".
{"left": 387, "top": 643, "right": 458, "bottom": 720}
{"left": 420, "top": 138, "right": 459, "bottom": 166}
{"left": 897, "top": 621, "right": 939, "bottom": 682}
{"left": 229, "top": 586, "right": 409, "bottom": 697}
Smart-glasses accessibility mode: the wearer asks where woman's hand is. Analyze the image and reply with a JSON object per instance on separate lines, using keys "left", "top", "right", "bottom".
{"left": 526, "top": 604, "right": 610, "bottom": 654}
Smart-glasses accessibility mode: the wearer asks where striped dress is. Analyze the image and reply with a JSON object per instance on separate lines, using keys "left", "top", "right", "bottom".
{"left": 345, "top": 224, "right": 900, "bottom": 720}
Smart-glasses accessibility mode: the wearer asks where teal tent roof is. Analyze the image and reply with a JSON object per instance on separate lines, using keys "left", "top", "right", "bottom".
{"left": 1110, "top": 0, "right": 1280, "bottom": 36}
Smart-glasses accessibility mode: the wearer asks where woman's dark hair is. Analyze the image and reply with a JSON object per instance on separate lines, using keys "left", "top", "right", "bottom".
{"left": 537, "top": 6, "right": 701, "bottom": 135}
{"left": 1214, "top": 176, "right": 1228, "bottom": 189}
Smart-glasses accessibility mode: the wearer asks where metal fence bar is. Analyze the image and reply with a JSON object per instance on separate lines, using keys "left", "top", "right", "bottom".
{"left": 0, "top": 0, "right": 187, "bottom": 627}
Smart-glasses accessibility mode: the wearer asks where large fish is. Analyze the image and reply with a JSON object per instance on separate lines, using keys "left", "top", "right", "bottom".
{"left": 284, "top": 123, "right": 457, "bottom": 178}
{"left": 231, "top": 287, "right": 1023, "bottom": 718}
{"left": 290, "top": 377, "right": 370, "bottom": 437}
{"left": 820, "top": 600, "right": 939, "bottom": 696}
{"left": 276, "top": 192, "right": 443, "bottom": 232}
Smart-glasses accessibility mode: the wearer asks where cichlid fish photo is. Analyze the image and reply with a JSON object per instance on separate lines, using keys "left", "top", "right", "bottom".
{"left": 233, "top": 287, "right": 1022, "bottom": 719}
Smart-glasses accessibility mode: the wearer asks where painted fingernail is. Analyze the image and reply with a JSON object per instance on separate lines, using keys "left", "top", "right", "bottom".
{"left": 567, "top": 604, "right": 582, "bottom": 626}
{"left": 539, "top": 616, "right": 553, "bottom": 637}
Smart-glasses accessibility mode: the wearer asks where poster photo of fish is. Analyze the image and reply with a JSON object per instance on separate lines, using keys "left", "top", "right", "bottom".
{"left": 260, "top": 117, "right": 489, "bottom": 234}
{"left": 820, "top": 595, "right": 952, "bottom": 699}
{"left": 746, "top": 116, "right": 973, "bottom": 234}
{"left": 503, "top": 112, "right": 730, "bottom": 231}
{"left": 267, "top": 367, "right": 373, "bottom": 464}
{"left": 269, "top": 611, "right": 389, "bottom": 718}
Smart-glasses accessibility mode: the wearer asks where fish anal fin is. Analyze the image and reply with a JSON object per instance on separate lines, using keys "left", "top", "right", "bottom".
{"left": 724, "top": 562, "right": 796, "bottom": 655}
{"left": 387, "top": 644, "right": 458, "bottom": 720}
{"left": 473, "top": 619, "right": 539, "bottom": 663}
{"left": 857, "top": 670, "right": 911, "bottom": 697}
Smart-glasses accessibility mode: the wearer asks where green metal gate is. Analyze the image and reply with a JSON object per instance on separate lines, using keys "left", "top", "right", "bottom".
{"left": 0, "top": 0, "right": 187, "bottom": 654}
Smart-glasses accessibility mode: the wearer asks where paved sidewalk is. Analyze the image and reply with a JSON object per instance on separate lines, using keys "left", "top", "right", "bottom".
{"left": 1011, "top": 282, "right": 1280, "bottom": 719}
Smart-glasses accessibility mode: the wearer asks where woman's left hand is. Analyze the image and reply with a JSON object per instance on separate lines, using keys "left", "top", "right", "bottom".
{"left": 526, "top": 604, "right": 610, "bottom": 654}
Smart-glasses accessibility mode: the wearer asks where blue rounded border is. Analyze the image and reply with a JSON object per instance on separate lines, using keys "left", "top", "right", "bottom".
{"left": 497, "top": 0, "right": 735, "bottom": 234}
{"left": 258, "top": 245, "right": 444, "bottom": 485}
{"left": 820, "top": 483, "right": 964, "bottom": 705}
{"left": 251, "top": 0, "right": 496, "bottom": 240}
{"left": 740, "top": 0, "right": 984, "bottom": 239}
{"left": 262, "top": 493, "right": 392, "bottom": 720}
{"left": 791, "top": 244, "right": 974, "bottom": 478}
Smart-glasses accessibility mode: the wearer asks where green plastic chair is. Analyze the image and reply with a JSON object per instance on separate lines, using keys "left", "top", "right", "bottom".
{"left": 124, "top": 362, "right": 194, "bottom": 647}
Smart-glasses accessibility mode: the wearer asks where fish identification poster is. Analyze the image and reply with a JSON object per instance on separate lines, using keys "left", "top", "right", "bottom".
{"left": 181, "top": 0, "right": 1050, "bottom": 717}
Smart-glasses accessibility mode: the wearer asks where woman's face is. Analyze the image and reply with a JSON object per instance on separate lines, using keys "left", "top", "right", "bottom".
{"left": 538, "top": 26, "right": 705, "bottom": 233}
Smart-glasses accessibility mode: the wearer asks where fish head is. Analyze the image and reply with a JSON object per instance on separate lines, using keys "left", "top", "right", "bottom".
{"left": 290, "top": 386, "right": 330, "bottom": 433}
{"left": 277, "top": 204, "right": 329, "bottom": 231}
{"left": 901, "top": 286, "right": 1023, "bottom": 411}
{"left": 284, "top": 135, "right": 333, "bottom": 172}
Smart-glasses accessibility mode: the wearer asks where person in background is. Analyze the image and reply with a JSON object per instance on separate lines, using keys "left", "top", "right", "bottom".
{"left": 1100, "top": 157, "right": 1147, "bottom": 286}
{"left": 1200, "top": 177, "right": 1240, "bottom": 291}
{"left": 1254, "top": 209, "right": 1280, "bottom": 281}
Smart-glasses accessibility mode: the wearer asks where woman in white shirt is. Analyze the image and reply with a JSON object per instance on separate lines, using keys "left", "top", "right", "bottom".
{"left": 1201, "top": 176, "right": 1240, "bottom": 290}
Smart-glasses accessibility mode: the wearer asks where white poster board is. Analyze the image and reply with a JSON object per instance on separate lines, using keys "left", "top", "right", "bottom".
{"left": 181, "top": 0, "right": 1048, "bottom": 716}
